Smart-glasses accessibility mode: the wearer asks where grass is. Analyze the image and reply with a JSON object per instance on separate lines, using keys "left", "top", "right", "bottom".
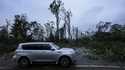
{"left": 0, "top": 43, "right": 16, "bottom": 56}
{"left": 57, "top": 42, "right": 84, "bottom": 48}
{"left": 86, "top": 41, "right": 125, "bottom": 62}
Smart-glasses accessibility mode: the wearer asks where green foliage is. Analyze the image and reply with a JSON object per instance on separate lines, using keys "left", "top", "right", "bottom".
{"left": 0, "top": 26, "right": 8, "bottom": 43}
{"left": 11, "top": 15, "right": 30, "bottom": 42}
{"left": 56, "top": 40, "right": 83, "bottom": 48}
{"left": 90, "top": 41, "right": 125, "bottom": 62}
{"left": 89, "top": 22, "right": 125, "bottom": 62}
{"left": 94, "top": 22, "right": 125, "bottom": 42}
{"left": 49, "top": 0, "right": 63, "bottom": 16}
{"left": 0, "top": 43, "right": 16, "bottom": 55}
{"left": 30, "top": 21, "right": 45, "bottom": 41}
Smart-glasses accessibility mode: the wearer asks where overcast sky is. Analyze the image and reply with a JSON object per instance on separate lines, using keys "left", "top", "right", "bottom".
{"left": 0, "top": 0, "right": 125, "bottom": 31}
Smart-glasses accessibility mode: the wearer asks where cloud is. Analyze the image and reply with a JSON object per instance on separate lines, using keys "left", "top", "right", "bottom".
{"left": 0, "top": 0, "right": 125, "bottom": 31}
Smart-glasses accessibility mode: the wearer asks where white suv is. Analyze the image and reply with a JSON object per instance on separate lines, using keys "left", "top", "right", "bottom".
{"left": 13, "top": 42, "right": 76, "bottom": 67}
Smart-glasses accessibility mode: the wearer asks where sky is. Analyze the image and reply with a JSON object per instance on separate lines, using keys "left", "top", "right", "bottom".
{"left": 0, "top": 0, "right": 125, "bottom": 31}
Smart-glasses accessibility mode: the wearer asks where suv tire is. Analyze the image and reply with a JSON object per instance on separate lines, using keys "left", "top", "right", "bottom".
{"left": 18, "top": 57, "right": 30, "bottom": 67}
{"left": 59, "top": 56, "right": 71, "bottom": 67}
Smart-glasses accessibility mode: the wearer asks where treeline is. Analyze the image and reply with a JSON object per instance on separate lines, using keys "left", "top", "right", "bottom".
{"left": 0, "top": 0, "right": 82, "bottom": 44}
{"left": 82, "top": 21, "right": 125, "bottom": 62}
{"left": 94, "top": 21, "right": 125, "bottom": 42}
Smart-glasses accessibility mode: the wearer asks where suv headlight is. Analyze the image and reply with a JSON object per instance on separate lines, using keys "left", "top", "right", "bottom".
{"left": 13, "top": 55, "right": 16, "bottom": 59}
{"left": 57, "top": 51, "right": 62, "bottom": 54}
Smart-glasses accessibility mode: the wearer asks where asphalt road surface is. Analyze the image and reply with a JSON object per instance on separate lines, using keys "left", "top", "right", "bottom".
{"left": 0, "top": 65, "right": 124, "bottom": 70}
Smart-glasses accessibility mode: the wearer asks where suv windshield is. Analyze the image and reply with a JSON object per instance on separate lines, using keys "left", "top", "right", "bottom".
{"left": 52, "top": 43, "right": 60, "bottom": 50}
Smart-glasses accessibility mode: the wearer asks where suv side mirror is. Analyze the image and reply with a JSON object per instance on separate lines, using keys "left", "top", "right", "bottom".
{"left": 51, "top": 48, "right": 55, "bottom": 51}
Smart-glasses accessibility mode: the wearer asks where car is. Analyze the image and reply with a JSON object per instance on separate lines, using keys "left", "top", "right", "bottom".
{"left": 13, "top": 42, "right": 76, "bottom": 67}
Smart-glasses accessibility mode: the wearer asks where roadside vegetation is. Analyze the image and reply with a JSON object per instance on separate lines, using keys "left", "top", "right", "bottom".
{"left": 0, "top": 0, "right": 125, "bottom": 63}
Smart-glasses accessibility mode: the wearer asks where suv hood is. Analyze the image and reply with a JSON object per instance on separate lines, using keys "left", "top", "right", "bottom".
{"left": 59, "top": 48, "right": 75, "bottom": 53}
{"left": 60, "top": 48, "right": 74, "bottom": 51}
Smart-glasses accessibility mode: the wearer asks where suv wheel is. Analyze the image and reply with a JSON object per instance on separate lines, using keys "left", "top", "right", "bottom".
{"left": 59, "top": 56, "right": 71, "bottom": 67}
{"left": 18, "top": 57, "right": 30, "bottom": 67}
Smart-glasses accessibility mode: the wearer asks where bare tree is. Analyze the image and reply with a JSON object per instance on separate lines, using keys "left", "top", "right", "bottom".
{"left": 5, "top": 19, "right": 10, "bottom": 38}
{"left": 62, "top": 8, "right": 72, "bottom": 39}
{"left": 30, "top": 21, "right": 45, "bottom": 41}
{"left": 49, "top": 0, "right": 63, "bottom": 40}
{"left": 96, "top": 21, "right": 111, "bottom": 32}
{"left": 44, "top": 21, "right": 55, "bottom": 41}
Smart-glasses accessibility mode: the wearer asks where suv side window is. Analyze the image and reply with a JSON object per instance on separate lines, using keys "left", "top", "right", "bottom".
{"left": 22, "top": 44, "right": 51, "bottom": 50}
{"left": 22, "top": 45, "right": 39, "bottom": 50}
{"left": 40, "top": 44, "right": 51, "bottom": 50}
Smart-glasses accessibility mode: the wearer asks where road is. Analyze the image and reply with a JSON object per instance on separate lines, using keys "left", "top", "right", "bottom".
{"left": 0, "top": 65, "right": 124, "bottom": 70}
{"left": 0, "top": 48, "right": 124, "bottom": 70}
